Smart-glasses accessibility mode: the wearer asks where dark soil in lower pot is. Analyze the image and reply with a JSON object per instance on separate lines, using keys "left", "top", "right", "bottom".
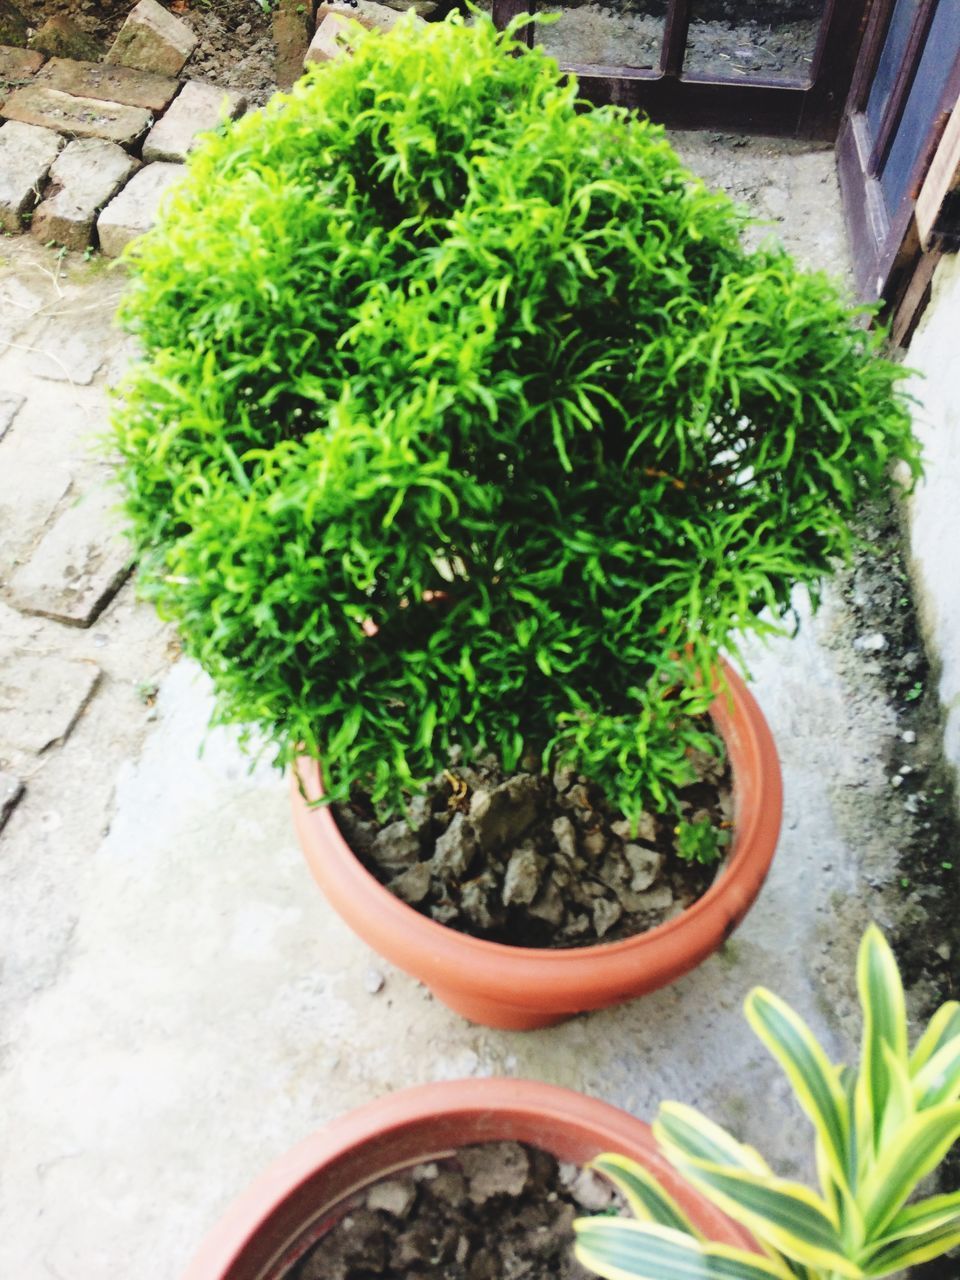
{"left": 290, "top": 1141, "right": 621, "bottom": 1280}
{"left": 333, "top": 744, "right": 732, "bottom": 948}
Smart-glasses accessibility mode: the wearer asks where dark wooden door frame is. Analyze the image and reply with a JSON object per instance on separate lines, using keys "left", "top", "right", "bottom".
{"left": 837, "top": 0, "right": 960, "bottom": 317}
{"left": 492, "top": 0, "right": 875, "bottom": 139}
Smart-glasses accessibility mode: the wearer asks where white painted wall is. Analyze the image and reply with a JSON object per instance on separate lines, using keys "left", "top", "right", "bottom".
{"left": 905, "top": 252, "right": 960, "bottom": 784}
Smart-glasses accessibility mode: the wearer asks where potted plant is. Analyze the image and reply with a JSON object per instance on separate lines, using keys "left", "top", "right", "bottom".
{"left": 179, "top": 1078, "right": 755, "bottom": 1279}
{"left": 576, "top": 925, "right": 960, "bottom": 1279}
{"left": 110, "top": 14, "right": 919, "bottom": 1026}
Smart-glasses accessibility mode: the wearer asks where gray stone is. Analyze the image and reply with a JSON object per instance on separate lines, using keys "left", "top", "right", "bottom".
{"left": 528, "top": 880, "right": 565, "bottom": 926}
{"left": 551, "top": 814, "right": 578, "bottom": 859}
{"left": 0, "top": 120, "right": 62, "bottom": 233}
{"left": 623, "top": 843, "right": 664, "bottom": 891}
{"left": 0, "top": 652, "right": 100, "bottom": 753}
{"left": 105, "top": 0, "right": 198, "bottom": 77}
{"left": 432, "top": 810, "right": 475, "bottom": 878}
{"left": 96, "top": 161, "right": 183, "bottom": 257}
{"left": 142, "top": 80, "right": 245, "bottom": 164}
{"left": 459, "top": 871, "right": 497, "bottom": 930}
{"left": 378, "top": 0, "right": 438, "bottom": 14}
{"left": 501, "top": 842, "right": 543, "bottom": 907}
{"left": 630, "top": 883, "right": 675, "bottom": 914}
{"left": 582, "top": 828, "right": 607, "bottom": 858}
{"left": 460, "top": 1142, "right": 529, "bottom": 1204}
{"left": 25, "top": 313, "right": 108, "bottom": 383}
{"left": 366, "top": 1178, "right": 416, "bottom": 1217}
{"left": 370, "top": 819, "right": 419, "bottom": 870}
{"left": 0, "top": 770, "right": 24, "bottom": 831}
{"left": 0, "top": 393, "right": 24, "bottom": 439}
{"left": 592, "top": 896, "right": 623, "bottom": 937}
{"left": 469, "top": 775, "right": 540, "bottom": 851}
{"left": 8, "top": 486, "right": 132, "bottom": 627}
{"left": 612, "top": 812, "right": 658, "bottom": 843}
{"left": 569, "top": 1167, "right": 616, "bottom": 1211}
{"left": 387, "top": 861, "right": 431, "bottom": 905}
{"left": 363, "top": 967, "right": 385, "bottom": 994}
{"left": 32, "top": 139, "right": 139, "bottom": 251}
{"left": 35, "top": 57, "right": 179, "bottom": 112}
{"left": 1, "top": 85, "right": 152, "bottom": 149}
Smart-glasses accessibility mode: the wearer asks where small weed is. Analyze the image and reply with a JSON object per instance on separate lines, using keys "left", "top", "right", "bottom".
{"left": 905, "top": 682, "right": 924, "bottom": 701}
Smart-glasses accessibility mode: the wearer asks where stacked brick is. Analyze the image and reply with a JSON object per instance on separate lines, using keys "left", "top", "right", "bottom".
{"left": 0, "top": 0, "right": 245, "bottom": 255}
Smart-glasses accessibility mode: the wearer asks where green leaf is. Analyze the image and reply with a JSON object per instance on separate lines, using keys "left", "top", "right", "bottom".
{"left": 589, "top": 1154, "right": 702, "bottom": 1238}
{"left": 745, "top": 988, "right": 850, "bottom": 1192}
{"left": 665, "top": 1162, "right": 860, "bottom": 1278}
{"left": 859, "top": 1101, "right": 960, "bottom": 1235}
{"left": 856, "top": 924, "right": 908, "bottom": 1152}
{"left": 573, "top": 1220, "right": 792, "bottom": 1280}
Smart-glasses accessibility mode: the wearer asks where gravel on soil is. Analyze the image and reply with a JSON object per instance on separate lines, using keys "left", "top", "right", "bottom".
{"left": 335, "top": 742, "right": 731, "bottom": 948}
{"left": 290, "top": 1142, "right": 619, "bottom": 1280}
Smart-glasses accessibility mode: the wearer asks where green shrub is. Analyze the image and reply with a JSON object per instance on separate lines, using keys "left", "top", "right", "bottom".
{"left": 111, "top": 12, "right": 919, "bottom": 825}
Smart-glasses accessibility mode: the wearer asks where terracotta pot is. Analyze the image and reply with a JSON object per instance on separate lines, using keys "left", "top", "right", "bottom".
{"left": 292, "top": 661, "right": 782, "bottom": 1029}
{"left": 182, "top": 1078, "right": 756, "bottom": 1279}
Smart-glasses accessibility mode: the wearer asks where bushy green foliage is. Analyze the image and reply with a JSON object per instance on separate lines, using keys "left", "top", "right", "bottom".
{"left": 111, "top": 13, "right": 919, "bottom": 824}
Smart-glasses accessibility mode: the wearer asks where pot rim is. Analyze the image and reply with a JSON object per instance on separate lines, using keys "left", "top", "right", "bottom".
{"left": 181, "top": 1078, "right": 756, "bottom": 1280}
{"left": 292, "top": 659, "right": 782, "bottom": 978}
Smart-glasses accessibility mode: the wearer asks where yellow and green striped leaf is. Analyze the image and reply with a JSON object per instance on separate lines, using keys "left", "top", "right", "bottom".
{"left": 862, "top": 1217, "right": 960, "bottom": 1275}
{"left": 745, "top": 988, "right": 850, "bottom": 1190}
{"left": 661, "top": 1161, "right": 860, "bottom": 1278}
{"left": 589, "top": 1154, "right": 703, "bottom": 1239}
{"left": 871, "top": 1187, "right": 960, "bottom": 1243}
{"left": 859, "top": 1101, "right": 960, "bottom": 1235}
{"left": 910, "top": 1001, "right": 960, "bottom": 1076}
{"left": 856, "top": 925, "right": 908, "bottom": 1150}
{"left": 573, "top": 1219, "right": 791, "bottom": 1280}
{"left": 912, "top": 1034, "right": 960, "bottom": 1109}
{"left": 878, "top": 1042, "right": 914, "bottom": 1149}
{"left": 655, "top": 1102, "right": 771, "bottom": 1177}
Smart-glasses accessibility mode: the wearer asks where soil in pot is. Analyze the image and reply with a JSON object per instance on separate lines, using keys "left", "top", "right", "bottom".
{"left": 333, "top": 742, "right": 733, "bottom": 948}
{"left": 289, "top": 1141, "right": 622, "bottom": 1280}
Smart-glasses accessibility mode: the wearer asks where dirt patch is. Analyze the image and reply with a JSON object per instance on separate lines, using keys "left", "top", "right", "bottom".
{"left": 14, "top": 0, "right": 279, "bottom": 104}
{"left": 290, "top": 1142, "right": 616, "bottom": 1280}
{"left": 335, "top": 742, "right": 729, "bottom": 948}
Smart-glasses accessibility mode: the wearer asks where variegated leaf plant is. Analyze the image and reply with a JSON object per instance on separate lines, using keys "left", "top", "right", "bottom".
{"left": 575, "top": 925, "right": 960, "bottom": 1280}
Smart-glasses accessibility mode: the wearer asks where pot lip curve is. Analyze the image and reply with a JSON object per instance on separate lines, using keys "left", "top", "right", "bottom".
{"left": 181, "top": 1078, "right": 755, "bottom": 1279}
{"left": 292, "top": 658, "right": 782, "bottom": 972}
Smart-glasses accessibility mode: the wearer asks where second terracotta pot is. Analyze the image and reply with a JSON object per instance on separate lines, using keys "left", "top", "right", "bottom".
{"left": 181, "top": 1078, "right": 756, "bottom": 1280}
{"left": 292, "top": 662, "right": 782, "bottom": 1029}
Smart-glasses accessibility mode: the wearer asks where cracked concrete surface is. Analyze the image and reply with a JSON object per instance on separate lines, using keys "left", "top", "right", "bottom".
{"left": 0, "top": 138, "right": 952, "bottom": 1279}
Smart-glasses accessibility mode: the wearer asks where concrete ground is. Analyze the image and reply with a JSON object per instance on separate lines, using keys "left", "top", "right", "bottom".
{"left": 0, "top": 137, "right": 952, "bottom": 1279}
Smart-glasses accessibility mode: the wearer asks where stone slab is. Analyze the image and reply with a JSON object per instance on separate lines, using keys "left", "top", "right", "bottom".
{"left": 1, "top": 85, "right": 152, "bottom": 149}
{"left": 105, "top": 0, "right": 198, "bottom": 77}
{"left": 142, "top": 80, "right": 245, "bottom": 163}
{"left": 0, "top": 392, "right": 24, "bottom": 439}
{"left": 0, "top": 769, "right": 24, "bottom": 831}
{"left": 32, "top": 138, "right": 139, "bottom": 251}
{"left": 7, "top": 486, "right": 132, "bottom": 627}
{"left": 0, "top": 119, "right": 62, "bottom": 233}
{"left": 25, "top": 312, "right": 108, "bottom": 384}
{"left": 0, "top": 652, "right": 100, "bottom": 753}
{"left": 35, "top": 57, "right": 179, "bottom": 112}
{"left": 314, "top": 0, "right": 426, "bottom": 36}
{"left": 96, "top": 160, "right": 183, "bottom": 257}
{"left": 0, "top": 272, "right": 45, "bottom": 344}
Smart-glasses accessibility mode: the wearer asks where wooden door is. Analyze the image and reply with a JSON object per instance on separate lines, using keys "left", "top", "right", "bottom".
{"left": 838, "top": 0, "right": 960, "bottom": 301}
